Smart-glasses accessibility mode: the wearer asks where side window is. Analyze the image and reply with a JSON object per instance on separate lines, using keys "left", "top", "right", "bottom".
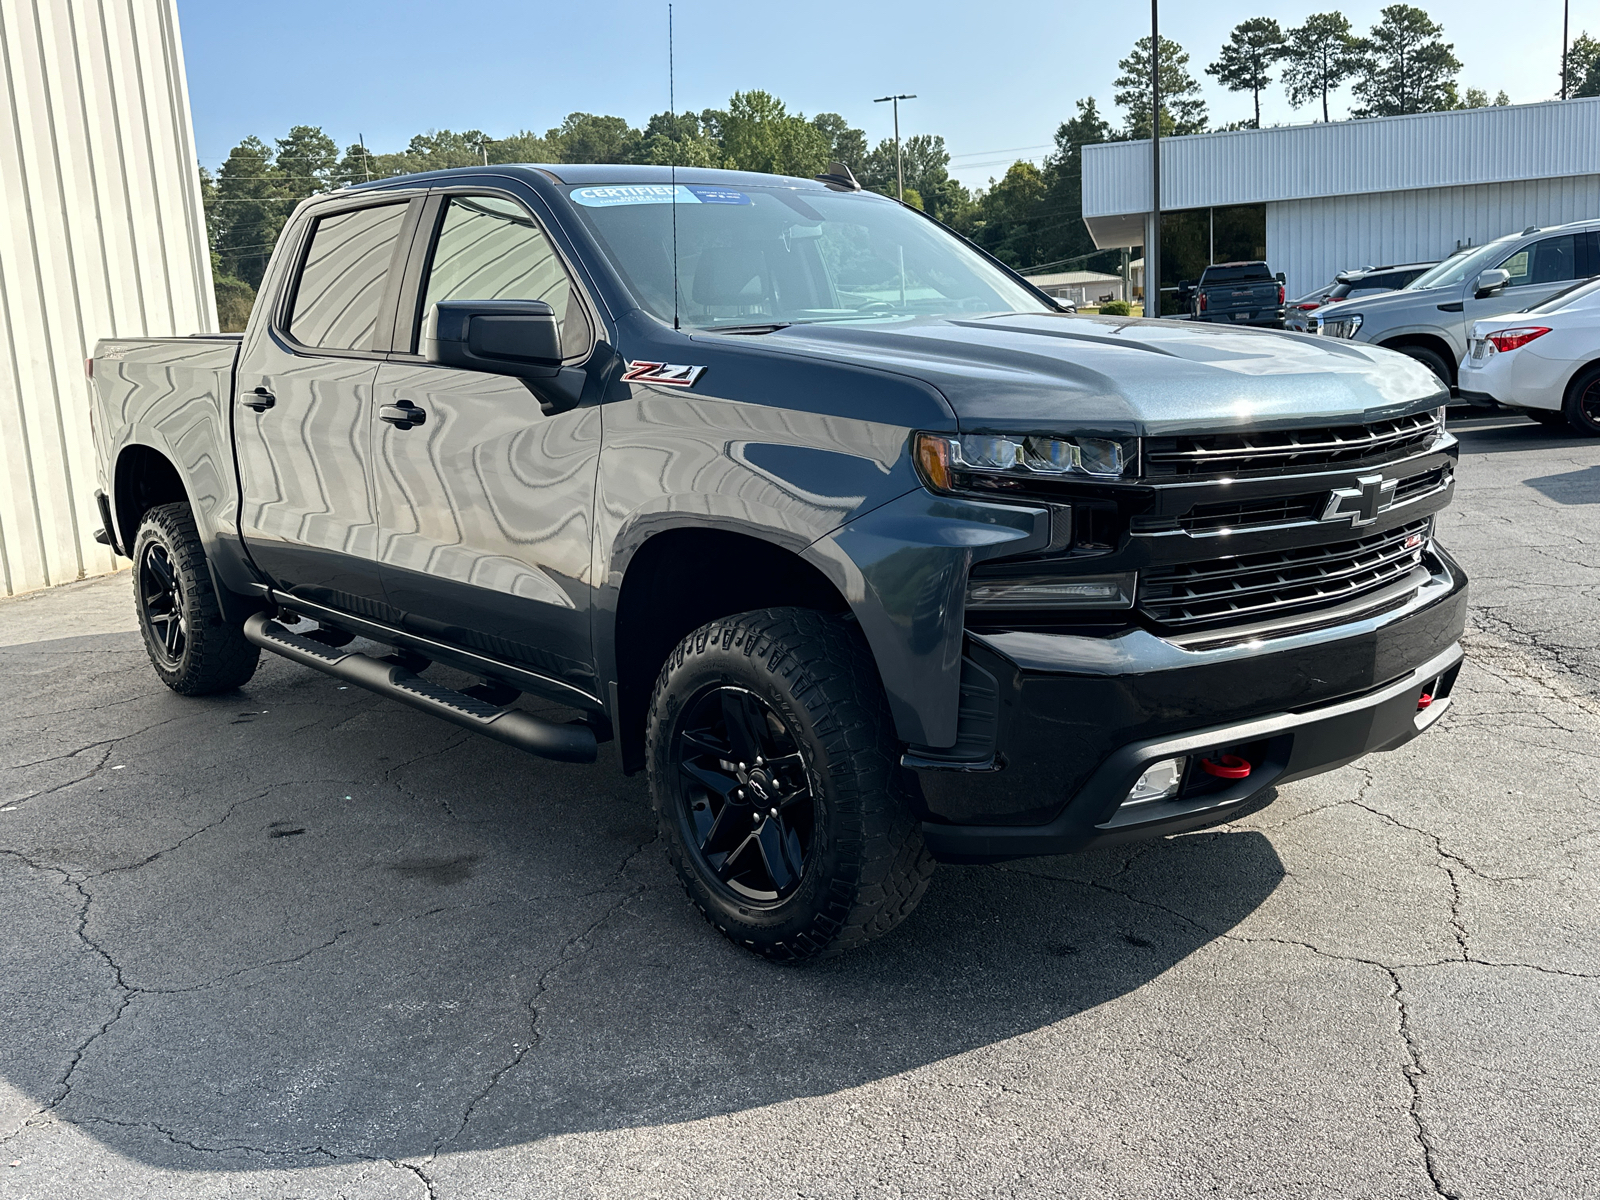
{"left": 288, "top": 203, "right": 409, "bottom": 350}
{"left": 1500, "top": 235, "right": 1577, "bottom": 288}
{"left": 421, "top": 195, "right": 592, "bottom": 359}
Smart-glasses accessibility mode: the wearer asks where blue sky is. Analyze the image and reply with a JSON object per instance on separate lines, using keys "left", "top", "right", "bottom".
{"left": 177, "top": 0, "right": 1589, "bottom": 188}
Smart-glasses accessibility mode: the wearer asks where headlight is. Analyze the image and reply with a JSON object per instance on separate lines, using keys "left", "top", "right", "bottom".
{"left": 1322, "top": 314, "right": 1364, "bottom": 339}
{"left": 913, "top": 431, "right": 1136, "bottom": 493}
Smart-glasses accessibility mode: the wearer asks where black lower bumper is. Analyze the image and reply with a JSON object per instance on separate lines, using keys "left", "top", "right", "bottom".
{"left": 914, "top": 551, "right": 1468, "bottom": 863}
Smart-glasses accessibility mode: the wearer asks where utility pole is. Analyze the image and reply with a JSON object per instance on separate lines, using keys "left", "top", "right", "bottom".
{"left": 873, "top": 93, "right": 917, "bottom": 201}
{"left": 1561, "top": 0, "right": 1571, "bottom": 99}
{"left": 358, "top": 133, "right": 371, "bottom": 181}
{"left": 1145, "top": 0, "right": 1162, "bottom": 318}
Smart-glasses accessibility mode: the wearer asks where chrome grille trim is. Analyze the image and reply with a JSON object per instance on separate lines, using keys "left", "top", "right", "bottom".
{"left": 1146, "top": 412, "right": 1441, "bottom": 478}
{"left": 1140, "top": 518, "right": 1432, "bottom": 630}
{"left": 1172, "top": 462, "right": 1452, "bottom": 535}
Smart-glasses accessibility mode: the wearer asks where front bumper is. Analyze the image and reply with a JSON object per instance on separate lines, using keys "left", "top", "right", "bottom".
{"left": 914, "top": 547, "right": 1468, "bottom": 863}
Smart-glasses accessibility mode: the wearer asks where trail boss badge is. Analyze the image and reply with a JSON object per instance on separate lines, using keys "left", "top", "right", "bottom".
{"left": 622, "top": 361, "right": 707, "bottom": 388}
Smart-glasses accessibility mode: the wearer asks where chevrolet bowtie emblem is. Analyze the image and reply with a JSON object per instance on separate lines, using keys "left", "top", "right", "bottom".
{"left": 1322, "top": 474, "right": 1398, "bottom": 526}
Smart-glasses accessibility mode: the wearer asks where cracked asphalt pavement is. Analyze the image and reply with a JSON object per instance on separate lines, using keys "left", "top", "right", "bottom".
{"left": 2, "top": 413, "right": 1597, "bottom": 1199}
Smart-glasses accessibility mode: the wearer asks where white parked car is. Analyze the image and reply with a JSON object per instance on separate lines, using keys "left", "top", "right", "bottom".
{"left": 1458, "top": 276, "right": 1600, "bottom": 435}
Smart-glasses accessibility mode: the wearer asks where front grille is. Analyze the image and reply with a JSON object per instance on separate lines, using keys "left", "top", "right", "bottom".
{"left": 1145, "top": 411, "right": 1440, "bottom": 478}
{"left": 1175, "top": 463, "right": 1451, "bottom": 534}
{"left": 1139, "top": 518, "right": 1432, "bottom": 631}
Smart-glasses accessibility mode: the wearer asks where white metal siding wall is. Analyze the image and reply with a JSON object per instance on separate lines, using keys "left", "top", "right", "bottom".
{"left": 0, "top": 0, "right": 214, "bottom": 596}
{"left": 1083, "top": 98, "right": 1600, "bottom": 219}
{"left": 1267, "top": 174, "right": 1600, "bottom": 299}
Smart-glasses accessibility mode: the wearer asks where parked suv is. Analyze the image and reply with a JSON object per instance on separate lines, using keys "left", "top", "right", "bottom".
{"left": 90, "top": 164, "right": 1467, "bottom": 961}
{"left": 1285, "top": 263, "right": 1436, "bottom": 333}
{"left": 1311, "top": 221, "right": 1600, "bottom": 386}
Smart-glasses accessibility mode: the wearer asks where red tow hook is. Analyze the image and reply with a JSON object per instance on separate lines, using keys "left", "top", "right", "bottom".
{"left": 1201, "top": 754, "right": 1252, "bottom": 780}
{"left": 1417, "top": 693, "right": 1433, "bottom": 711}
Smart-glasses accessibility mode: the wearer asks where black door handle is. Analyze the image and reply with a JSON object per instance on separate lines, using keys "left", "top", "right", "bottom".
{"left": 241, "top": 387, "right": 275, "bottom": 411}
{"left": 379, "top": 400, "right": 427, "bottom": 429}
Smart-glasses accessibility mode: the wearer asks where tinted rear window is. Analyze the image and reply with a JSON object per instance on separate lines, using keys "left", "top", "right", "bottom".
{"left": 1201, "top": 264, "right": 1272, "bottom": 283}
{"left": 289, "top": 203, "right": 409, "bottom": 351}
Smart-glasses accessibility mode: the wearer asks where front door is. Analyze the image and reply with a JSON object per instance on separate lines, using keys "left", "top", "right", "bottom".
{"left": 1464, "top": 231, "right": 1599, "bottom": 340}
{"left": 235, "top": 197, "right": 419, "bottom": 616}
{"left": 371, "top": 191, "right": 602, "bottom": 698}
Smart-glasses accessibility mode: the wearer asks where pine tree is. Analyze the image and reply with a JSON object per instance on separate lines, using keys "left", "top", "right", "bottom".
{"left": 1281, "top": 13, "right": 1361, "bottom": 122}
{"left": 1114, "top": 35, "right": 1209, "bottom": 137}
{"left": 1206, "top": 19, "right": 1287, "bottom": 128}
{"left": 1351, "top": 5, "right": 1462, "bottom": 117}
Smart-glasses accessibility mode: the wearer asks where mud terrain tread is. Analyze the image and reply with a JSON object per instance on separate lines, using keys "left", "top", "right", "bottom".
{"left": 646, "top": 607, "right": 934, "bottom": 961}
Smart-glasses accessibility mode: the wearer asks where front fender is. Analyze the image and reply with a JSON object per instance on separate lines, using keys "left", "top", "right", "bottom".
{"left": 807, "top": 490, "right": 1049, "bottom": 748}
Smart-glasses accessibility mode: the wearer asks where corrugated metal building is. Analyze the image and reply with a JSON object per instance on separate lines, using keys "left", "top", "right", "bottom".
{"left": 0, "top": 0, "right": 214, "bottom": 596}
{"left": 1082, "top": 98, "right": 1600, "bottom": 303}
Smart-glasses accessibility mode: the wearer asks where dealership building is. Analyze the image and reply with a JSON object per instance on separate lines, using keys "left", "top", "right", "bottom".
{"left": 0, "top": 0, "right": 213, "bottom": 597}
{"left": 1082, "top": 97, "right": 1600, "bottom": 308}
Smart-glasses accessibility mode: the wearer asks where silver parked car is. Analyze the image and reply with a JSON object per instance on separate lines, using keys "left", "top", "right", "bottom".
{"left": 1310, "top": 220, "right": 1600, "bottom": 387}
{"left": 1284, "top": 262, "right": 1436, "bottom": 333}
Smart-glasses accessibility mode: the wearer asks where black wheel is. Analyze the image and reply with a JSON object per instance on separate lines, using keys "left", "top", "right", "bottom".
{"left": 1396, "top": 344, "right": 1452, "bottom": 388}
{"left": 1563, "top": 365, "right": 1600, "bottom": 437}
{"left": 647, "top": 608, "right": 934, "bottom": 962}
{"left": 132, "top": 503, "right": 260, "bottom": 695}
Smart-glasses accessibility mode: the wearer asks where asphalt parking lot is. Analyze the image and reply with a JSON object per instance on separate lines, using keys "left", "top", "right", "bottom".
{"left": 2, "top": 413, "right": 1597, "bottom": 1199}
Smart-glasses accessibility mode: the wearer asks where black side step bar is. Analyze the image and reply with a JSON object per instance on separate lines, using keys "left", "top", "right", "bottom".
{"left": 243, "top": 614, "right": 597, "bottom": 763}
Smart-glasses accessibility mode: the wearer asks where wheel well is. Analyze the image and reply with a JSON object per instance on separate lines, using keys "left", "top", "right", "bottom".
{"left": 612, "top": 529, "right": 850, "bottom": 774}
{"left": 114, "top": 445, "right": 187, "bottom": 551}
{"left": 1378, "top": 334, "right": 1458, "bottom": 386}
{"left": 1564, "top": 358, "right": 1600, "bottom": 403}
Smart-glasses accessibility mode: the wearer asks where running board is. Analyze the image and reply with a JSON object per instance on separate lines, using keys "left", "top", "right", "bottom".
{"left": 243, "top": 614, "right": 597, "bottom": 763}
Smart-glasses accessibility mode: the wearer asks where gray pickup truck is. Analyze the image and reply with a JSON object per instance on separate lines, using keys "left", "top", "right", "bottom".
{"left": 90, "top": 163, "right": 1467, "bottom": 960}
{"left": 1183, "top": 261, "right": 1286, "bottom": 327}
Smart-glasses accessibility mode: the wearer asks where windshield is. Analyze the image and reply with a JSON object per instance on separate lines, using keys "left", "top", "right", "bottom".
{"left": 1406, "top": 240, "right": 1516, "bottom": 291}
{"left": 1201, "top": 263, "right": 1272, "bottom": 283}
{"left": 1521, "top": 275, "right": 1600, "bottom": 314}
{"left": 564, "top": 182, "right": 1041, "bottom": 329}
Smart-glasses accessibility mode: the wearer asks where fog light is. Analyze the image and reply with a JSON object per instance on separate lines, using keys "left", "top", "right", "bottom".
{"left": 1125, "top": 756, "right": 1187, "bottom": 806}
{"left": 966, "top": 572, "right": 1135, "bottom": 610}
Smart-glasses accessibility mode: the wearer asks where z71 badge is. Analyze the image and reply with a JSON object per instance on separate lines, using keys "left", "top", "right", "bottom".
{"left": 622, "top": 361, "right": 707, "bottom": 388}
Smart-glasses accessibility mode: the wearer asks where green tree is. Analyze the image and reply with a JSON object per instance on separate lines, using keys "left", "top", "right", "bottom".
{"left": 1031, "top": 97, "right": 1114, "bottom": 267}
{"left": 715, "top": 91, "right": 829, "bottom": 176}
{"left": 545, "top": 113, "right": 643, "bottom": 163}
{"left": 210, "top": 251, "right": 255, "bottom": 332}
{"left": 1281, "top": 12, "right": 1360, "bottom": 121}
{"left": 1495, "top": 90, "right": 1511, "bottom": 105}
{"left": 1351, "top": 5, "right": 1462, "bottom": 117}
{"left": 1207, "top": 18, "right": 1287, "bottom": 128}
{"left": 1568, "top": 32, "right": 1600, "bottom": 96}
{"left": 208, "top": 136, "right": 293, "bottom": 289}
{"left": 640, "top": 111, "right": 721, "bottom": 166}
{"left": 274, "top": 125, "right": 337, "bottom": 195}
{"left": 811, "top": 112, "right": 867, "bottom": 175}
{"left": 972, "top": 161, "right": 1048, "bottom": 267}
{"left": 1114, "top": 35, "right": 1209, "bottom": 137}
{"left": 490, "top": 130, "right": 556, "bottom": 163}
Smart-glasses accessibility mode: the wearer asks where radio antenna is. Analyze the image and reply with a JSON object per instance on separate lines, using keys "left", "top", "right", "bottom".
{"left": 670, "top": 2, "right": 680, "bottom": 330}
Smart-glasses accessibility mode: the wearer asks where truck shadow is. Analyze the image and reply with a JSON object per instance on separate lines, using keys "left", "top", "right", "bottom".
{"left": 0, "top": 631, "right": 1285, "bottom": 1168}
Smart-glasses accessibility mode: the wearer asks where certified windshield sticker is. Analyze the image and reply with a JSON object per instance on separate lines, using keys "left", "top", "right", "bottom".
{"left": 571, "top": 184, "right": 699, "bottom": 207}
{"left": 686, "top": 186, "right": 750, "bottom": 205}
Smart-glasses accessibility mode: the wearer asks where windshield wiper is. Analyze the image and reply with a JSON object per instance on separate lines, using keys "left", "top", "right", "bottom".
{"left": 707, "top": 322, "right": 792, "bottom": 335}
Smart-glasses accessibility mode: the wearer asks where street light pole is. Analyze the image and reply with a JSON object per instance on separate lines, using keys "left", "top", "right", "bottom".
{"left": 873, "top": 93, "right": 917, "bottom": 201}
{"left": 1562, "top": 0, "right": 1571, "bottom": 99}
{"left": 1146, "top": 0, "right": 1161, "bottom": 318}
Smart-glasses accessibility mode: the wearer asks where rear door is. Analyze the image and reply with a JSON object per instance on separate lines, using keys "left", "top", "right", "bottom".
{"left": 369, "top": 188, "right": 603, "bottom": 700}
{"left": 235, "top": 194, "right": 423, "bottom": 615}
{"left": 1465, "top": 231, "right": 1599, "bottom": 335}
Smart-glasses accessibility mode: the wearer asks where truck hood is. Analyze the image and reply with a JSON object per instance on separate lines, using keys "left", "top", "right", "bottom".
{"left": 1315, "top": 283, "right": 1460, "bottom": 324}
{"left": 718, "top": 313, "right": 1446, "bottom": 435}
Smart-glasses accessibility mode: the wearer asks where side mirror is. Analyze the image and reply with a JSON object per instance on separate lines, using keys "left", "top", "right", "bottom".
{"left": 1474, "top": 268, "right": 1510, "bottom": 298}
{"left": 1275, "top": 272, "right": 1286, "bottom": 284}
{"left": 424, "top": 299, "right": 585, "bottom": 414}
{"left": 1178, "top": 280, "right": 1194, "bottom": 290}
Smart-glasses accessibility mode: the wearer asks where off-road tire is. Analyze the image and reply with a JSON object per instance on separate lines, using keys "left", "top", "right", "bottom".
{"left": 1562, "top": 364, "right": 1600, "bottom": 437}
{"left": 646, "top": 607, "right": 935, "bottom": 962}
{"left": 131, "top": 503, "right": 260, "bottom": 695}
